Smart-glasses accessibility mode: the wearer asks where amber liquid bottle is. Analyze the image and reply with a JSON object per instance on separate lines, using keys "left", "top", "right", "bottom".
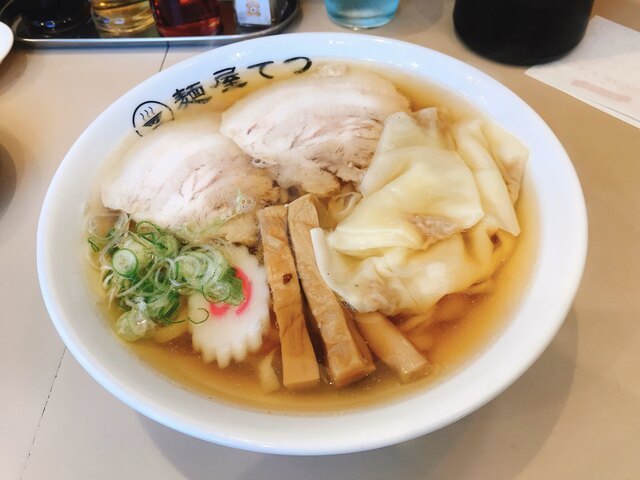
{"left": 149, "top": 0, "right": 221, "bottom": 37}
{"left": 453, "top": 0, "right": 594, "bottom": 65}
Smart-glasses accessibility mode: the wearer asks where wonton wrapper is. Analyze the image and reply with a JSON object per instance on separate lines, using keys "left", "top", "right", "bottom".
{"left": 311, "top": 112, "right": 527, "bottom": 316}
{"left": 371, "top": 109, "right": 449, "bottom": 158}
{"left": 312, "top": 223, "right": 515, "bottom": 315}
{"left": 452, "top": 119, "right": 522, "bottom": 235}
{"left": 481, "top": 122, "right": 528, "bottom": 204}
{"left": 326, "top": 112, "right": 485, "bottom": 254}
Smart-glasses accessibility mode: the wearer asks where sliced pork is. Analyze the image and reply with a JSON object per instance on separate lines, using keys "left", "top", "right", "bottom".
{"left": 101, "top": 112, "right": 278, "bottom": 244}
{"left": 220, "top": 65, "right": 410, "bottom": 197}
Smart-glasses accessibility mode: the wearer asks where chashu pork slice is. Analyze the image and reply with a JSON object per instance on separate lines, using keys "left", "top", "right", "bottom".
{"left": 220, "top": 65, "right": 410, "bottom": 197}
{"left": 101, "top": 112, "right": 278, "bottom": 244}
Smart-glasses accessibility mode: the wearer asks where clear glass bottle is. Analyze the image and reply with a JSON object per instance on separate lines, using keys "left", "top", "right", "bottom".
{"left": 90, "top": 0, "right": 155, "bottom": 37}
{"left": 149, "top": 0, "right": 221, "bottom": 37}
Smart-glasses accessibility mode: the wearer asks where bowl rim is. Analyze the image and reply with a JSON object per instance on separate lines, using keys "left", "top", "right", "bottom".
{"left": 37, "top": 32, "right": 588, "bottom": 455}
{"left": 0, "top": 21, "right": 13, "bottom": 64}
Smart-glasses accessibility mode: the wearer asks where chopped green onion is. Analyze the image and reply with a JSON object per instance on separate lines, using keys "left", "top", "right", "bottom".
{"left": 87, "top": 238, "right": 100, "bottom": 252}
{"left": 88, "top": 214, "right": 245, "bottom": 342}
{"left": 115, "top": 304, "right": 156, "bottom": 341}
{"left": 189, "top": 307, "right": 210, "bottom": 324}
{"left": 221, "top": 268, "right": 244, "bottom": 306}
{"left": 121, "top": 237, "right": 153, "bottom": 268}
{"left": 112, "top": 249, "right": 138, "bottom": 278}
{"left": 135, "top": 221, "right": 162, "bottom": 236}
{"left": 203, "top": 282, "right": 231, "bottom": 304}
{"left": 155, "top": 234, "right": 179, "bottom": 258}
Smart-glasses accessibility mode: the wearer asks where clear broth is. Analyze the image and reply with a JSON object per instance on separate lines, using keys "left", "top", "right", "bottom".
{"left": 88, "top": 61, "right": 539, "bottom": 413}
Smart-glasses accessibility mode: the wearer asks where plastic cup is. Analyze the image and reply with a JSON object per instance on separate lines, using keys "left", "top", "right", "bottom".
{"left": 324, "top": 0, "right": 399, "bottom": 29}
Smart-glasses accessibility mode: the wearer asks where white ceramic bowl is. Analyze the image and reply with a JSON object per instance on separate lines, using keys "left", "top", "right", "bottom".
{"left": 0, "top": 21, "right": 13, "bottom": 65}
{"left": 37, "top": 33, "right": 587, "bottom": 455}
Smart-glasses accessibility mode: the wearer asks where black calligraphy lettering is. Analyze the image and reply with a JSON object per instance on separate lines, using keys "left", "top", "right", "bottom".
{"left": 283, "top": 56, "right": 312, "bottom": 74}
{"left": 248, "top": 61, "right": 275, "bottom": 79}
{"left": 172, "top": 82, "right": 211, "bottom": 109}
{"left": 213, "top": 67, "right": 248, "bottom": 92}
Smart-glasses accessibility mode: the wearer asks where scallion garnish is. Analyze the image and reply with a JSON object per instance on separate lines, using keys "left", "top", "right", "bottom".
{"left": 88, "top": 212, "right": 245, "bottom": 341}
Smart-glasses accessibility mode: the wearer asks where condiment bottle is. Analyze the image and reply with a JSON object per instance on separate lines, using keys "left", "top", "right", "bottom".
{"left": 149, "top": 0, "right": 221, "bottom": 37}
{"left": 233, "top": 0, "right": 286, "bottom": 27}
{"left": 18, "top": 0, "right": 90, "bottom": 35}
{"left": 90, "top": 0, "right": 155, "bottom": 37}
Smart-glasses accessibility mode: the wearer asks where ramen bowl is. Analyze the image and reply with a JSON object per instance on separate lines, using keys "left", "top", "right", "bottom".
{"left": 37, "top": 33, "right": 587, "bottom": 455}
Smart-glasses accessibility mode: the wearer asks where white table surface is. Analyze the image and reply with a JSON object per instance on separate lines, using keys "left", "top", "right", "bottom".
{"left": 1, "top": 0, "right": 639, "bottom": 478}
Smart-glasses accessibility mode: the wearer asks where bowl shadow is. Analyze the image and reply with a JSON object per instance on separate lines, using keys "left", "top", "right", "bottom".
{"left": 140, "top": 308, "right": 578, "bottom": 479}
{"left": 0, "top": 141, "right": 17, "bottom": 222}
{"left": 0, "top": 48, "right": 28, "bottom": 97}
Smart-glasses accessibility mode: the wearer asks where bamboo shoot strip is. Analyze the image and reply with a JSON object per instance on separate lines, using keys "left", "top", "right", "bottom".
{"left": 354, "top": 311, "right": 431, "bottom": 383}
{"left": 257, "top": 206, "right": 320, "bottom": 390}
{"left": 343, "top": 307, "right": 376, "bottom": 374}
{"left": 288, "top": 195, "right": 374, "bottom": 387}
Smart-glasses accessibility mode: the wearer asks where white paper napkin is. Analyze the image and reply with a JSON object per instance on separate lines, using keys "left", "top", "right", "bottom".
{"left": 526, "top": 16, "right": 640, "bottom": 129}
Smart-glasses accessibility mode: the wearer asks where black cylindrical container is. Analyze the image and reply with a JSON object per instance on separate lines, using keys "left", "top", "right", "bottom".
{"left": 453, "top": 0, "right": 594, "bottom": 65}
{"left": 18, "top": 0, "right": 90, "bottom": 35}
